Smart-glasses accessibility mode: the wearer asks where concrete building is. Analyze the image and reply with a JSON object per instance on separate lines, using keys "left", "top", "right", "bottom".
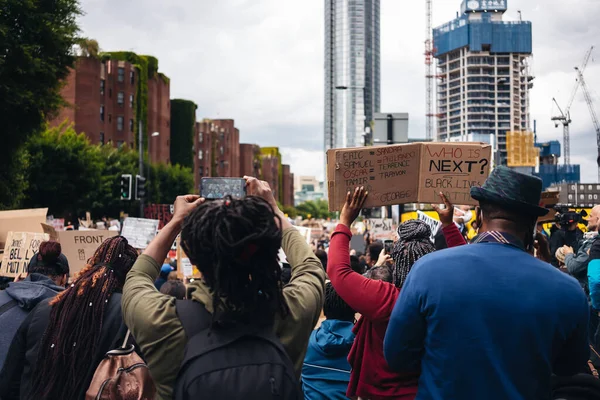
{"left": 324, "top": 0, "right": 380, "bottom": 153}
{"left": 549, "top": 182, "right": 600, "bottom": 208}
{"left": 294, "top": 176, "right": 326, "bottom": 206}
{"left": 433, "top": 0, "right": 533, "bottom": 166}
{"left": 49, "top": 55, "right": 171, "bottom": 164}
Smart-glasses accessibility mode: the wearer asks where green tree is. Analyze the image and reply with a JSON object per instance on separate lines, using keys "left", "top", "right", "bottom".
{"left": 0, "top": 0, "right": 81, "bottom": 208}
{"left": 170, "top": 99, "right": 197, "bottom": 169}
{"left": 149, "top": 163, "right": 194, "bottom": 204}
{"left": 296, "top": 200, "right": 333, "bottom": 219}
{"left": 23, "top": 123, "right": 104, "bottom": 217}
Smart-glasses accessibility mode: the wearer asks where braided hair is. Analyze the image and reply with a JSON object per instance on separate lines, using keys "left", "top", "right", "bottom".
{"left": 390, "top": 220, "right": 435, "bottom": 288}
{"left": 181, "top": 196, "right": 289, "bottom": 326}
{"left": 30, "top": 236, "right": 138, "bottom": 400}
{"left": 323, "top": 282, "right": 355, "bottom": 322}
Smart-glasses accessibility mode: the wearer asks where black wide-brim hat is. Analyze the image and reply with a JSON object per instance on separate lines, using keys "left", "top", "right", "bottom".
{"left": 470, "top": 166, "right": 549, "bottom": 217}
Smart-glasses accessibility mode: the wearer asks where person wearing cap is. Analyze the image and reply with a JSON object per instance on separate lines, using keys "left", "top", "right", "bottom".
{"left": 383, "top": 166, "right": 590, "bottom": 400}
{"left": 0, "top": 241, "right": 69, "bottom": 370}
{"left": 154, "top": 264, "right": 174, "bottom": 291}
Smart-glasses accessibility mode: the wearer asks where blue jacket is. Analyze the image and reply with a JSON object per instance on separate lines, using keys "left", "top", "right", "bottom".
{"left": 588, "top": 239, "right": 600, "bottom": 310}
{"left": 302, "top": 319, "right": 355, "bottom": 400}
{"left": 0, "top": 274, "right": 64, "bottom": 370}
{"left": 384, "top": 242, "right": 589, "bottom": 400}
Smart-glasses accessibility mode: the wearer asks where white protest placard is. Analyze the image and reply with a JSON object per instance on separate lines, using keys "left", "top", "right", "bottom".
{"left": 417, "top": 211, "right": 441, "bottom": 243}
{"left": 121, "top": 217, "right": 159, "bottom": 249}
{"left": 58, "top": 230, "right": 118, "bottom": 277}
{"left": 176, "top": 236, "right": 201, "bottom": 279}
{"left": 368, "top": 218, "right": 394, "bottom": 240}
{"left": 1, "top": 232, "right": 49, "bottom": 277}
{"left": 294, "top": 226, "right": 312, "bottom": 244}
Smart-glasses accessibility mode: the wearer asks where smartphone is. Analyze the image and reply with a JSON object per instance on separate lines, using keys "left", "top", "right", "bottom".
{"left": 200, "top": 178, "right": 246, "bottom": 200}
{"left": 384, "top": 239, "right": 394, "bottom": 254}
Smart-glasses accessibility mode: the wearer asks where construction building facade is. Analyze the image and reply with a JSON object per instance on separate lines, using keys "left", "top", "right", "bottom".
{"left": 434, "top": 0, "right": 532, "bottom": 166}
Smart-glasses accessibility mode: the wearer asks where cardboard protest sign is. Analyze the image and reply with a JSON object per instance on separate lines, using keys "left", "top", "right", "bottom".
{"left": 41, "top": 223, "right": 59, "bottom": 241}
{"left": 326, "top": 142, "right": 491, "bottom": 211}
{"left": 0, "top": 208, "right": 47, "bottom": 249}
{"left": 1, "top": 232, "right": 49, "bottom": 277}
{"left": 417, "top": 211, "right": 441, "bottom": 242}
{"left": 176, "top": 236, "right": 201, "bottom": 280}
{"left": 368, "top": 218, "right": 395, "bottom": 240}
{"left": 57, "top": 230, "right": 118, "bottom": 277}
{"left": 121, "top": 218, "right": 159, "bottom": 249}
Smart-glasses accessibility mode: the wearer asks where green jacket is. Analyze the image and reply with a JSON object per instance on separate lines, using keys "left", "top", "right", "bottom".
{"left": 121, "top": 227, "right": 326, "bottom": 400}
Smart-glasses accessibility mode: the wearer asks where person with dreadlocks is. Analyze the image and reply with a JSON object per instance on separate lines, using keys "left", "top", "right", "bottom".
{"left": 302, "top": 282, "right": 356, "bottom": 400}
{"left": 121, "top": 177, "right": 326, "bottom": 400}
{"left": 383, "top": 166, "right": 589, "bottom": 400}
{"left": 327, "top": 187, "right": 451, "bottom": 400}
{"left": 0, "top": 236, "right": 138, "bottom": 400}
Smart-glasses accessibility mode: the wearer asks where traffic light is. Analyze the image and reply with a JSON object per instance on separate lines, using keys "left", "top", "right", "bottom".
{"left": 120, "top": 174, "right": 132, "bottom": 200}
{"left": 135, "top": 175, "right": 146, "bottom": 200}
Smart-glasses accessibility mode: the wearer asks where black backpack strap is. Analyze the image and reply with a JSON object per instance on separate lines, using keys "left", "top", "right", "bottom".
{"left": 176, "top": 300, "right": 212, "bottom": 339}
{"left": 0, "top": 300, "right": 18, "bottom": 317}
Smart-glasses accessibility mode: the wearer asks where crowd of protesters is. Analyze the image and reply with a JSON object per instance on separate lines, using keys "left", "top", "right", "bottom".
{"left": 0, "top": 168, "right": 599, "bottom": 399}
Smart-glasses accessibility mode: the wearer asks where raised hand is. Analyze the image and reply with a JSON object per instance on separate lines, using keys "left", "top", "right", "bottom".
{"left": 340, "top": 187, "right": 368, "bottom": 228}
{"left": 432, "top": 192, "right": 455, "bottom": 227}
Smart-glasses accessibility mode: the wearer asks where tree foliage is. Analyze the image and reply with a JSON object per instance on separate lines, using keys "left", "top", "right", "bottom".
{"left": 295, "top": 200, "right": 333, "bottom": 220}
{"left": 169, "top": 99, "right": 197, "bottom": 169}
{"left": 0, "top": 0, "right": 81, "bottom": 208}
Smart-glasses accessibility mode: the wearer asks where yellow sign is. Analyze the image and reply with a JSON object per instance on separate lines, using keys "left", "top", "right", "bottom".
{"left": 507, "top": 131, "right": 539, "bottom": 167}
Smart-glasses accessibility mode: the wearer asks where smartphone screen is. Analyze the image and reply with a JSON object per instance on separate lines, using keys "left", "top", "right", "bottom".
{"left": 200, "top": 178, "right": 246, "bottom": 200}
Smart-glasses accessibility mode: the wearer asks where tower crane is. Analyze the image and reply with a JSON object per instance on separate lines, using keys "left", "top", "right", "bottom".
{"left": 551, "top": 46, "right": 594, "bottom": 165}
{"left": 575, "top": 66, "right": 600, "bottom": 182}
{"left": 425, "top": 0, "right": 434, "bottom": 141}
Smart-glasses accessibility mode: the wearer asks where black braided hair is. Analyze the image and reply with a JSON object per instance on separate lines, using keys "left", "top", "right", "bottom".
{"left": 29, "top": 236, "right": 138, "bottom": 400}
{"left": 390, "top": 220, "right": 435, "bottom": 288}
{"left": 323, "top": 282, "right": 355, "bottom": 322}
{"left": 181, "top": 196, "right": 289, "bottom": 326}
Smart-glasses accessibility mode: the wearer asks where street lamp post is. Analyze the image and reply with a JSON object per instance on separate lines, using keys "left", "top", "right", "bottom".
{"left": 335, "top": 85, "right": 370, "bottom": 146}
{"left": 147, "top": 132, "right": 160, "bottom": 203}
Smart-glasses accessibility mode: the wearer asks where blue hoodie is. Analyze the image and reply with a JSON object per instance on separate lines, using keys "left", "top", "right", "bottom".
{"left": 302, "top": 319, "right": 355, "bottom": 400}
{"left": 0, "top": 273, "right": 64, "bottom": 369}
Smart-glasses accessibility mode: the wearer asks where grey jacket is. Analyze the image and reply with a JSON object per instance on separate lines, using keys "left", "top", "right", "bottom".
{"left": 565, "top": 236, "right": 596, "bottom": 293}
{"left": 0, "top": 274, "right": 64, "bottom": 369}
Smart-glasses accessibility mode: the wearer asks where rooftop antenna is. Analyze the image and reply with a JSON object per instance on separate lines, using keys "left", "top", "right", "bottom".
{"left": 517, "top": 10, "right": 522, "bottom": 21}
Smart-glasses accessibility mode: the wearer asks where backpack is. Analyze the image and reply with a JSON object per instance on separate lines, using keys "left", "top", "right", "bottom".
{"left": 85, "top": 330, "right": 156, "bottom": 400}
{"left": 174, "top": 300, "right": 302, "bottom": 400}
{"left": 552, "top": 346, "right": 600, "bottom": 400}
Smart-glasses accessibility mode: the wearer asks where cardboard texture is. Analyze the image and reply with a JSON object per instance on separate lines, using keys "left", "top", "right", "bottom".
{"left": 121, "top": 218, "right": 159, "bottom": 249}
{"left": 1, "top": 232, "right": 50, "bottom": 277}
{"left": 0, "top": 208, "right": 47, "bottom": 249}
{"left": 58, "top": 230, "right": 118, "bottom": 278}
{"left": 327, "top": 142, "right": 491, "bottom": 211}
{"left": 41, "top": 223, "right": 59, "bottom": 241}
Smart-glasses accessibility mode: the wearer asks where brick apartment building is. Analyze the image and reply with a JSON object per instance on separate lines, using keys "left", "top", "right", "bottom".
{"left": 49, "top": 55, "right": 171, "bottom": 164}
{"left": 282, "top": 165, "right": 294, "bottom": 207}
{"left": 239, "top": 144, "right": 261, "bottom": 178}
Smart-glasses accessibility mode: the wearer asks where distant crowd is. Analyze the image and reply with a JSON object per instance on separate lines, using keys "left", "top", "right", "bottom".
{"left": 0, "top": 169, "right": 599, "bottom": 400}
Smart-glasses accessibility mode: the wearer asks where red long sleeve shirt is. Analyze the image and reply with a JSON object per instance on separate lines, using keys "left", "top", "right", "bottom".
{"left": 328, "top": 224, "right": 418, "bottom": 400}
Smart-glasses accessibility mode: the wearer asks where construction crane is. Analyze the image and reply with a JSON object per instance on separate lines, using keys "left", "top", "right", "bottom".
{"left": 551, "top": 46, "right": 594, "bottom": 165}
{"left": 425, "top": 0, "right": 434, "bottom": 141}
{"left": 575, "top": 66, "right": 600, "bottom": 182}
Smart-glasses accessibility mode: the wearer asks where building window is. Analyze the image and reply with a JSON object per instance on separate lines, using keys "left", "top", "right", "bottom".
{"left": 568, "top": 194, "right": 573, "bottom": 201}
{"left": 589, "top": 185, "right": 593, "bottom": 191}
{"left": 166, "top": 120, "right": 170, "bottom": 128}
{"left": 118, "top": 67, "right": 125, "bottom": 82}
{"left": 109, "top": 88, "right": 112, "bottom": 98}
{"left": 199, "top": 133, "right": 203, "bottom": 143}
{"left": 198, "top": 150, "right": 203, "bottom": 160}
{"left": 117, "top": 91, "right": 124, "bottom": 105}
{"left": 129, "top": 119, "right": 134, "bottom": 132}
{"left": 130, "top": 71, "right": 135, "bottom": 84}
{"left": 100, "top": 79, "right": 105, "bottom": 95}
{"left": 117, "top": 140, "right": 124, "bottom": 148}
{"left": 117, "top": 116, "right": 124, "bottom": 131}
{"left": 100, "top": 132, "right": 105, "bottom": 145}
{"left": 220, "top": 146, "right": 224, "bottom": 155}
{"left": 129, "top": 94, "right": 134, "bottom": 108}
{"left": 199, "top": 167, "right": 204, "bottom": 176}
{"left": 108, "top": 114, "right": 112, "bottom": 123}
{"left": 100, "top": 106, "right": 105, "bottom": 121}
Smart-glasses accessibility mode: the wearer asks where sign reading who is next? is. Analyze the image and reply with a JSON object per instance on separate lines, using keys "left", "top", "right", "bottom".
{"left": 326, "top": 142, "right": 491, "bottom": 212}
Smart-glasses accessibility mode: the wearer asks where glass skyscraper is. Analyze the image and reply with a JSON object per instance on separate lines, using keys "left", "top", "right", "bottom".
{"left": 324, "top": 0, "right": 380, "bottom": 154}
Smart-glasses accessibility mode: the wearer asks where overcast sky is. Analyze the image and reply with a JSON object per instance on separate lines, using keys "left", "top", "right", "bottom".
{"left": 79, "top": 0, "right": 600, "bottom": 183}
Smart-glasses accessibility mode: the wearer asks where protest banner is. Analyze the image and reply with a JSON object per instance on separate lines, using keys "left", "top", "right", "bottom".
{"left": 1, "top": 232, "right": 49, "bottom": 277}
{"left": 57, "top": 230, "right": 118, "bottom": 278}
{"left": 0, "top": 208, "right": 47, "bottom": 249}
{"left": 176, "top": 236, "right": 202, "bottom": 280}
{"left": 46, "top": 217, "right": 65, "bottom": 231}
{"left": 326, "top": 142, "right": 492, "bottom": 211}
{"left": 368, "top": 218, "right": 395, "bottom": 241}
{"left": 121, "top": 217, "right": 159, "bottom": 249}
{"left": 417, "top": 211, "right": 441, "bottom": 242}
